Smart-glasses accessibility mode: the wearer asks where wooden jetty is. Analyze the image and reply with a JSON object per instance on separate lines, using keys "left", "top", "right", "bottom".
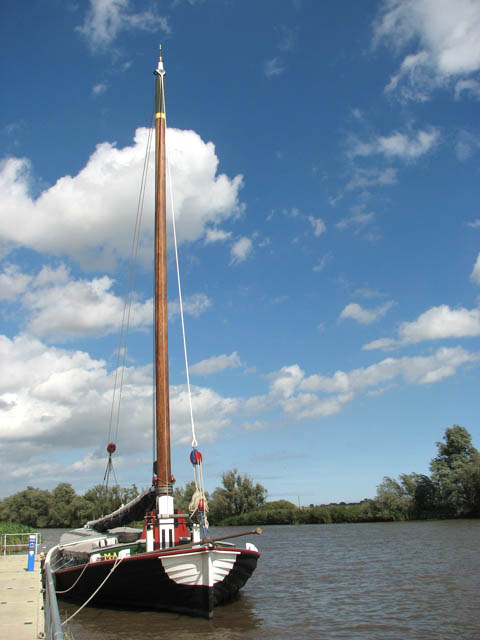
{"left": 0, "top": 555, "right": 44, "bottom": 640}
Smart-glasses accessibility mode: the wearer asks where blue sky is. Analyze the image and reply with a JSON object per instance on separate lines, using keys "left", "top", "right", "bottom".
{"left": 1, "top": 0, "right": 479, "bottom": 504}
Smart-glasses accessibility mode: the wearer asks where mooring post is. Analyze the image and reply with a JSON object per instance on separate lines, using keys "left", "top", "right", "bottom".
{"left": 27, "top": 533, "right": 36, "bottom": 571}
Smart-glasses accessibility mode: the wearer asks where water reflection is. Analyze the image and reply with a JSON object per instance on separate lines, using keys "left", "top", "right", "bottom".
{"left": 61, "top": 592, "right": 263, "bottom": 640}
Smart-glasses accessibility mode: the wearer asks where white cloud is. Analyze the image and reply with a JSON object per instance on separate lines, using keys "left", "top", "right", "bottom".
{"left": 336, "top": 211, "right": 375, "bottom": 232}
{"left": 339, "top": 301, "right": 394, "bottom": 324}
{"left": 353, "top": 287, "right": 383, "bottom": 299}
{"left": 168, "top": 293, "right": 211, "bottom": 320}
{"left": 243, "top": 420, "right": 270, "bottom": 432}
{"left": 204, "top": 228, "right": 232, "bottom": 244}
{"left": 28, "top": 267, "right": 151, "bottom": 340}
{"left": 0, "top": 264, "right": 151, "bottom": 340}
{"left": 374, "top": 0, "right": 480, "bottom": 99}
{"left": 244, "top": 346, "right": 478, "bottom": 421}
{"left": 0, "top": 333, "right": 113, "bottom": 445}
{"left": 472, "top": 253, "right": 480, "bottom": 284}
{"left": 398, "top": 305, "right": 480, "bottom": 343}
{"left": 230, "top": 237, "right": 253, "bottom": 264}
{"left": 77, "top": 0, "right": 170, "bottom": 52}
{"left": 346, "top": 167, "right": 397, "bottom": 191}
{"left": 170, "top": 385, "right": 238, "bottom": 445}
{"left": 455, "top": 79, "right": 480, "bottom": 100}
{"left": 92, "top": 82, "right": 108, "bottom": 96}
{"left": 0, "top": 333, "right": 237, "bottom": 475}
{"left": 1, "top": 330, "right": 478, "bottom": 487}
{"left": 455, "top": 130, "right": 480, "bottom": 161}
{"left": 189, "top": 351, "right": 242, "bottom": 375}
{"left": 264, "top": 57, "right": 285, "bottom": 78}
{"left": 312, "top": 254, "right": 332, "bottom": 273}
{"left": 349, "top": 128, "right": 440, "bottom": 161}
{"left": 268, "top": 364, "right": 305, "bottom": 400}
{"left": 286, "top": 207, "right": 300, "bottom": 218}
{"left": 362, "top": 338, "right": 396, "bottom": 351}
{"left": 0, "top": 264, "right": 32, "bottom": 301}
{"left": 364, "top": 303, "right": 480, "bottom": 349}
{"left": 308, "top": 217, "right": 326, "bottom": 237}
{"left": 0, "top": 127, "right": 244, "bottom": 270}
{"left": 467, "top": 219, "right": 480, "bottom": 229}
{"left": 384, "top": 51, "right": 432, "bottom": 100}
{"left": 0, "top": 264, "right": 211, "bottom": 340}
{"left": 376, "top": 129, "right": 439, "bottom": 158}
{"left": 300, "top": 346, "right": 477, "bottom": 393}
{"left": 276, "top": 25, "right": 298, "bottom": 52}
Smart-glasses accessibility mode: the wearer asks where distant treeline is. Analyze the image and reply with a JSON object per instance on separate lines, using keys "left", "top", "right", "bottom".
{"left": 224, "top": 424, "right": 479, "bottom": 526}
{"left": 1, "top": 425, "right": 479, "bottom": 529}
{"left": 0, "top": 484, "right": 139, "bottom": 529}
{"left": 218, "top": 499, "right": 381, "bottom": 526}
{"left": 224, "top": 425, "right": 480, "bottom": 525}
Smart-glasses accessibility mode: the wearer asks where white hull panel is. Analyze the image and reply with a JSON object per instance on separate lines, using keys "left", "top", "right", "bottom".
{"left": 160, "top": 548, "right": 239, "bottom": 587}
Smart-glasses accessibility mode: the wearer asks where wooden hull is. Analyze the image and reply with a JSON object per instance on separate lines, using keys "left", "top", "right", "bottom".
{"left": 51, "top": 545, "right": 259, "bottom": 618}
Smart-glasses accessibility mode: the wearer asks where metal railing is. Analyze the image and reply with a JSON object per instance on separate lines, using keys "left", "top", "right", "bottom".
{"left": 1, "top": 531, "right": 42, "bottom": 555}
{"left": 43, "top": 547, "right": 65, "bottom": 640}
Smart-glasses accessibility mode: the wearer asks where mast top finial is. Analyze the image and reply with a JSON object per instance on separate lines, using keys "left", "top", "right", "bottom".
{"left": 155, "top": 44, "right": 165, "bottom": 76}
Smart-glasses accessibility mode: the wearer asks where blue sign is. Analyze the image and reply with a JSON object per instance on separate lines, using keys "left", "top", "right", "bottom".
{"left": 27, "top": 534, "right": 36, "bottom": 572}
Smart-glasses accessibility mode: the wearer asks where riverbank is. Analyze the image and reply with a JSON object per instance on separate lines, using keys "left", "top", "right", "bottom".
{"left": 216, "top": 499, "right": 443, "bottom": 526}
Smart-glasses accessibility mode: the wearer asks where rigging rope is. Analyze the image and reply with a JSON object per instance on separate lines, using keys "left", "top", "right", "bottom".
{"left": 61, "top": 556, "right": 125, "bottom": 626}
{"left": 104, "top": 108, "right": 155, "bottom": 482}
{"left": 166, "top": 145, "right": 198, "bottom": 449}
{"left": 164, "top": 116, "right": 208, "bottom": 525}
{"left": 110, "top": 113, "right": 155, "bottom": 446}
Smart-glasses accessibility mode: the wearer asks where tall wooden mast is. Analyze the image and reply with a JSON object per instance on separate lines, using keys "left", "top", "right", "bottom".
{"left": 154, "top": 48, "right": 171, "bottom": 493}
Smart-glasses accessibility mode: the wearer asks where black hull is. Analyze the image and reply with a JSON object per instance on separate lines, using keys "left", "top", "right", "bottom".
{"left": 53, "top": 546, "right": 259, "bottom": 619}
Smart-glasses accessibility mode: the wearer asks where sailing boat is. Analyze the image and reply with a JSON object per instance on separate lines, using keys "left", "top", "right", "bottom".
{"left": 45, "top": 50, "right": 260, "bottom": 619}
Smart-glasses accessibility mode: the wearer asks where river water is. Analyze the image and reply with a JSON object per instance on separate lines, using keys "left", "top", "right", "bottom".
{"left": 40, "top": 520, "right": 480, "bottom": 639}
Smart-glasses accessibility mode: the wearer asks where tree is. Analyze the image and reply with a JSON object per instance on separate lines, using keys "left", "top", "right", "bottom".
{"left": 173, "top": 481, "right": 198, "bottom": 513}
{"left": 374, "top": 476, "right": 412, "bottom": 519}
{"left": 397, "top": 473, "right": 437, "bottom": 517}
{"left": 82, "top": 484, "right": 140, "bottom": 521}
{"left": 412, "top": 474, "right": 437, "bottom": 516}
{"left": 433, "top": 425, "right": 478, "bottom": 463}
{"left": 208, "top": 469, "right": 267, "bottom": 524}
{"left": 49, "top": 483, "right": 78, "bottom": 527}
{"left": 430, "top": 425, "right": 480, "bottom": 517}
{"left": 0, "top": 486, "right": 53, "bottom": 527}
{"left": 261, "top": 500, "right": 297, "bottom": 511}
{"left": 122, "top": 484, "right": 140, "bottom": 505}
{"left": 69, "top": 495, "right": 96, "bottom": 527}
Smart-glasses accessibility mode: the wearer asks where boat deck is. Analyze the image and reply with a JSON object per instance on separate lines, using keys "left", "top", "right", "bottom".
{"left": 0, "top": 555, "right": 44, "bottom": 640}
